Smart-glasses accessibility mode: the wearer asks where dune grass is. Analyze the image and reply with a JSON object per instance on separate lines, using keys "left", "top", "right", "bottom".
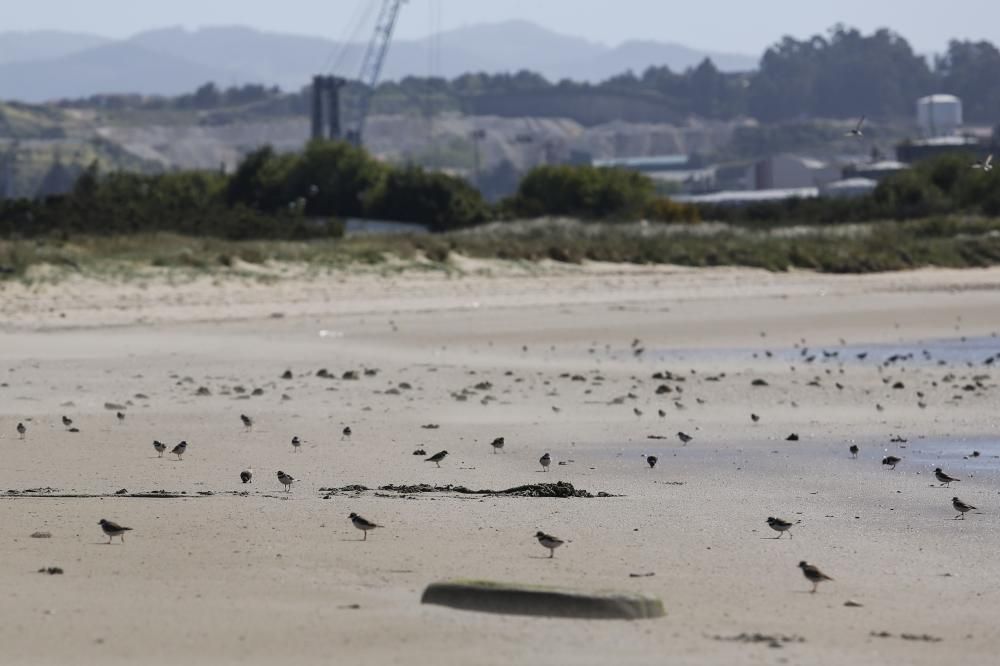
{"left": 3, "top": 216, "right": 1000, "bottom": 282}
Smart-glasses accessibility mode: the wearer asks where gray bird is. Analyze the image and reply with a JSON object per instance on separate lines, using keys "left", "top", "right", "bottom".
{"left": 277, "top": 470, "right": 294, "bottom": 492}
{"left": 98, "top": 519, "right": 132, "bottom": 544}
{"left": 240, "top": 468, "right": 253, "bottom": 484}
{"left": 646, "top": 455, "right": 658, "bottom": 469}
{"left": 539, "top": 452, "right": 551, "bottom": 471}
{"left": 425, "top": 450, "right": 448, "bottom": 468}
{"left": 677, "top": 431, "right": 693, "bottom": 444}
{"left": 171, "top": 441, "right": 188, "bottom": 460}
{"left": 952, "top": 496, "right": 976, "bottom": 519}
{"left": 490, "top": 437, "right": 505, "bottom": 453}
{"left": 240, "top": 414, "right": 253, "bottom": 431}
{"left": 934, "top": 468, "right": 959, "bottom": 487}
{"left": 845, "top": 116, "right": 865, "bottom": 137}
{"left": 849, "top": 444, "right": 859, "bottom": 459}
{"left": 535, "top": 531, "right": 565, "bottom": 558}
{"left": 152, "top": 440, "right": 166, "bottom": 457}
{"left": 291, "top": 436, "right": 302, "bottom": 453}
{"left": 61, "top": 416, "right": 73, "bottom": 429}
{"left": 16, "top": 422, "right": 26, "bottom": 439}
{"left": 349, "top": 512, "right": 381, "bottom": 540}
{"left": 881, "top": 456, "right": 901, "bottom": 470}
{"left": 766, "top": 517, "right": 795, "bottom": 539}
{"left": 798, "top": 561, "right": 833, "bottom": 593}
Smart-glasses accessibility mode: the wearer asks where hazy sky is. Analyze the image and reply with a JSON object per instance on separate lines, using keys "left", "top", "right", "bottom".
{"left": 6, "top": 0, "right": 1000, "bottom": 54}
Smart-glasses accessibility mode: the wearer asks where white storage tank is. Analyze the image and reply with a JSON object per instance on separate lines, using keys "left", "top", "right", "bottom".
{"left": 917, "top": 95, "right": 963, "bottom": 137}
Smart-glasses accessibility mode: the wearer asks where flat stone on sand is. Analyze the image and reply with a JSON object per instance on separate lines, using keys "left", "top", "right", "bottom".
{"left": 421, "top": 580, "right": 665, "bottom": 620}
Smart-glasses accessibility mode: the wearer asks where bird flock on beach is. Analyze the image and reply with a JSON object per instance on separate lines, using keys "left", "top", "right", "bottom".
{"left": 8, "top": 326, "right": 995, "bottom": 596}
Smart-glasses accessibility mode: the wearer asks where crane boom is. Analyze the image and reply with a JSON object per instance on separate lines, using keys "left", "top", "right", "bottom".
{"left": 348, "top": 0, "right": 406, "bottom": 145}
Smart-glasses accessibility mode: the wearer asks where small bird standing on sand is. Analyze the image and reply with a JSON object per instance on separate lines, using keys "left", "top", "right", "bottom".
{"left": 849, "top": 444, "right": 859, "bottom": 459}
{"left": 171, "top": 441, "right": 188, "bottom": 460}
{"left": 677, "top": 431, "right": 693, "bottom": 445}
{"left": 342, "top": 426, "right": 352, "bottom": 438}
{"left": 882, "top": 455, "right": 901, "bottom": 470}
{"left": 934, "top": 468, "right": 960, "bottom": 487}
{"left": 241, "top": 414, "right": 253, "bottom": 431}
{"left": 349, "top": 512, "right": 381, "bottom": 540}
{"left": 539, "top": 453, "right": 551, "bottom": 472}
{"left": 241, "top": 468, "right": 253, "bottom": 484}
{"left": 16, "top": 422, "right": 26, "bottom": 439}
{"left": 766, "top": 517, "right": 795, "bottom": 539}
{"left": 798, "top": 561, "right": 833, "bottom": 593}
{"left": 490, "top": 437, "right": 505, "bottom": 454}
{"left": 425, "top": 450, "right": 448, "bottom": 468}
{"left": 152, "top": 440, "right": 167, "bottom": 457}
{"left": 952, "top": 497, "right": 976, "bottom": 519}
{"left": 846, "top": 116, "right": 865, "bottom": 137}
{"left": 98, "top": 519, "right": 132, "bottom": 544}
{"left": 277, "top": 470, "right": 294, "bottom": 492}
{"left": 291, "top": 436, "right": 302, "bottom": 453}
{"left": 751, "top": 413, "right": 760, "bottom": 423}
{"left": 535, "top": 531, "right": 564, "bottom": 558}
{"left": 646, "top": 455, "right": 658, "bottom": 469}
{"left": 116, "top": 411, "right": 125, "bottom": 423}
{"left": 61, "top": 416, "right": 73, "bottom": 429}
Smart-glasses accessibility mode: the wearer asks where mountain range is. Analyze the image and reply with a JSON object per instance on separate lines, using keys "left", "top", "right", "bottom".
{"left": 0, "top": 21, "right": 757, "bottom": 103}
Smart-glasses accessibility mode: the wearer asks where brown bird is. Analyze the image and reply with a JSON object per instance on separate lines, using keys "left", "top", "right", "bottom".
{"left": 425, "top": 450, "right": 448, "bottom": 468}
{"left": 349, "top": 512, "right": 381, "bottom": 540}
{"left": 952, "top": 497, "right": 976, "bottom": 519}
{"left": 535, "top": 531, "right": 564, "bottom": 558}
{"left": 98, "top": 519, "right": 132, "bottom": 544}
{"left": 171, "top": 441, "right": 188, "bottom": 460}
{"left": 798, "top": 561, "right": 833, "bottom": 593}
{"left": 934, "top": 468, "right": 959, "bottom": 487}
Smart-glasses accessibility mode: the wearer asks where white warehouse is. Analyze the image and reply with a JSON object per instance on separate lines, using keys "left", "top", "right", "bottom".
{"left": 917, "top": 95, "right": 963, "bottom": 137}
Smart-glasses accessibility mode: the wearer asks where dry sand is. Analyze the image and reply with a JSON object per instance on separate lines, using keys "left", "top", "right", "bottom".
{"left": 2, "top": 261, "right": 1000, "bottom": 665}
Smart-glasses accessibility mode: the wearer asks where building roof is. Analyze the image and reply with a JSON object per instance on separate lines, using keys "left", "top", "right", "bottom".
{"left": 674, "top": 187, "right": 819, "bottom": 206}
{"left": 918, "top": 94, "right": 961, "bottom": 105}
{"left": 593, "top": 154, "right": 689, "bottom": 171}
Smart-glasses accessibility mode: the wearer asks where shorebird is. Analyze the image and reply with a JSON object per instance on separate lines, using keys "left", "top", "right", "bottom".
{"left": 61, "top": 416, "right": 73, "bottom": 429}
{"left": 539, "top": 452, "right": 551, "bottom": 471}
{"left": 349, "top": 512, "right": 381, "bottom": 540}
{"left": 972, "top": 154, "right": 993, "bottom": 172}
{"left": 766, "top": 517, "right": 795, "bottom": 539}
{"left": 952, "top": 496, "right": 976, "bottom": 519}
{"left": 16, "top": 422, "right": 26, "bottom": 439}
{"left": 152, "top": 440, "right": 167, "bottom": 457}
{"left": 425, "top": 450, "right": 448, "bottom": 468}
{"left": 677, "top": 431, "right": 693, "bottom": 444}
{"left": 882, "top": 455, "right": 901, "bottom": 470}
{"left": 277, "top": 470, "right": 294, "bottom": 492}
{"left": 646, "top": 455, "right": 658, "bottom": 469}
{"left": 846, "top": 116, "right": 865, "bottom": 137}
{"left": 798, "top": 561, "right": 833, "bottom": 593}
{"left": 291, "top": 436, "right": 302, "bottom": 453}
{"left": 116, "top": 411, "right": 125, "bottom": 423}
{"left": 241, "top": 468, "right": 253, "bottom": 484}
{"left": 490, "top": 437, "right": 505, "bottom": 453}
{"left": 98, "top": 519, "right": 132, "bottom": 544}
{"left": 934, "top": 468, "right": 960, "bottom": 487}
{"left": 751, "top": 413, "right": 760, "bottom": 423}
{"left": 658, "top": 409, "right": 666, "bottom": 418}
{"left": 171, "top": 441, "right": 188, "bottom": 460}
{"left": 633, "top": 407, "right": 643, "bottom": 417}
{"left": 240, "top": 414, "right": 253, "bottom": 431}
{"left": 342, "top": 426, "right": 352, "bottom": 438}
{"left": 849, "top": 444, "right": 859, "bottom": 459}
{"left": 535, "top": 531, "right": 564, "bottom": 558}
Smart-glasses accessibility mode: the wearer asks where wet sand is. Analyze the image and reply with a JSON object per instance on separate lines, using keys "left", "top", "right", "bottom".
{"left": 2, "top": 262, "right": 1000, "bottom": 665}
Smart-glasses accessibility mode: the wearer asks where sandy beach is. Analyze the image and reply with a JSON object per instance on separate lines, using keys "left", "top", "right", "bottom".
{"left": 2, "top": 261, "right": 1000, "bottom": 665}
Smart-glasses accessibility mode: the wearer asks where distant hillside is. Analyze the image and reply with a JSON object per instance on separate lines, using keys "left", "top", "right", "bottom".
{"left": 0, "top": 30, "right": 110, "bottom": 65}
{"left": 0, "top": 21, "right": 756, "bottom": 102}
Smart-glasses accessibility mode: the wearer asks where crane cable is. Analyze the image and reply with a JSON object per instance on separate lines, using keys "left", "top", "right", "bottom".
{"left": 321, "top": 0, "right": 379, "bottom": 78}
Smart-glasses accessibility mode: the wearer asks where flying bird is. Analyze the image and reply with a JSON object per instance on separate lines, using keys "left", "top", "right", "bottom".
{"left": 846, "top": 116, "right": 865, "bottom": 137}
{"left": 535, "top": 531, "right": 565, "bottom": 558}
{"left": 349, "top": 512, "right": 381, "bottom": 540}
{"left": 98, "top": 519, "right": 133, "bottom": 544}
{"left": 798, "top": 561, "right": 833, "bottom": 593}
{"left": 972, "top": 154, "right": 993, "bottom": 172}
{"left": 425, "top": 450, "right": 449, "bottom": 468}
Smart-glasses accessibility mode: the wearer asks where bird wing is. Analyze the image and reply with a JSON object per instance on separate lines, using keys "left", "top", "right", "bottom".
{"left": 856, "top": 116, "right": 866, "bottom": 131}
{"left": 987, "top": 155, "right": 994, "bottom": 167}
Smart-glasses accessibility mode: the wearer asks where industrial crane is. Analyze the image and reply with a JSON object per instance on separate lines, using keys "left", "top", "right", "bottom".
{"left": 312, "top": 0, "right": 406, "bottom": 146}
